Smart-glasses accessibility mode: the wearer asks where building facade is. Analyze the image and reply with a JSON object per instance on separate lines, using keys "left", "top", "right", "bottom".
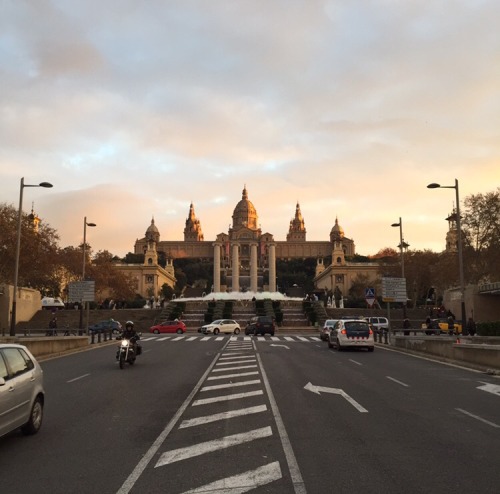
{"left": 130, "top": 186, "right": 380, "bottom": 297}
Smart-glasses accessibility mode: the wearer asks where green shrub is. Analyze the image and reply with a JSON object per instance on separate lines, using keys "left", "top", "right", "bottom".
{"left": 477, "top": 321, "right": 500, "bottom": 336}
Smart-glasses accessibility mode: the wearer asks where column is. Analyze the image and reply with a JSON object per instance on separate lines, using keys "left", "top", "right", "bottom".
{"left": 268, "top": 242, "right": 276, "bottom": 292}
{"left": 250, "top": 242, "right": 258, "bottom": 292}
{"left": 213, "top": 243, "right": 221, "bottom": 293}
{"left": 232, "top": 243, "right": 240, "bottom": 292}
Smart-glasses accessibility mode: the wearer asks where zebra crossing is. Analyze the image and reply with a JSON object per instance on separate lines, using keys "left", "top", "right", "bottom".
{"left": 141, "top": 334, "right": 321, "bottom": 343}
{"left": 134, "top": 338, "right": 301, "bottom": 492}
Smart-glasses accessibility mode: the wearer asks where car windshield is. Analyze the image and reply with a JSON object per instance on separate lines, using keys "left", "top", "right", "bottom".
{"left": 211, "top": 320, "right": 223, "bottom": 324}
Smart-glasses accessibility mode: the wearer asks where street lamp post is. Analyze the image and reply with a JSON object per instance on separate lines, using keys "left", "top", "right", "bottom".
{"left": 391, "top": 217, "right": 407, "bottom": 318}
{"left": 10, "top": 177, "right": 53, "bottom": 336}
{"left": 427, "top": 179, "right": 467, "bottom": 334}
{"left": 79, "top": 217, "right": 96, "bottom": 330}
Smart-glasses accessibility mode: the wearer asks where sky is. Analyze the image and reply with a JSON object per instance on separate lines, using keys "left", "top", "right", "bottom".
{"left": 1, "top": 0, "right": 499, "bottom": 259}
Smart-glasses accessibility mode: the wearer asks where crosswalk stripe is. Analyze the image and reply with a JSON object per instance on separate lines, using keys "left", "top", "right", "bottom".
{"left": 193, "top": 390, "right": 263, "bottom": 406}
{"left": 186, "top": 337, "right": 197, "bottom": 341}
{"left": 296, "top": 336, "right": 309, "bottom": 341}
{"left": 201, "top": 379, "right": 261, "bottom": 392}
{"left": 216, "top": 359, "right": 256, "bottom": 366}
{"left": 284, "top": 337, "right": 294, "bottom": 341}
{"left": 207, "top": 371, "right": 259, "bottom": 381}
{"left": 181, "top": 461, "right": 282, "bottom": 493}
{"left": 215, "top": 337, "right": 224, "bottom": 341}
{"left": 157, "top": 336, "right": 171, "bottom": 341}
{"left": 211, "top": 364, "right": 258, "bottom": 372}
{"left": 172, "top": 336, "right": 185, "bottom": 341}
{"left": 200, "top": 337, "right": 211, "bottom": 341}
{"left": 270, "top": 336, "right": 280, "bottom": 341}
{"left": 219, "top": 354, "right": 255, "bottom": 360}
{"left": 179, "top": 404, "right": 268, "bottom": 429}
{"left": 155, "top": 426, "right": 272, "bottom": 467}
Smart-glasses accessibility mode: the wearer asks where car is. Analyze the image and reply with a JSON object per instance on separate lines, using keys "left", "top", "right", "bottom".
{"left": 327, "top": 319, "right": 374, "bottom": 352}
{"left": 320, "top": 319, "right": 339, "bottom": 341}
{"left": 41, "top": 297, "right": 65, "bottom": 310}
{"left": 421, "top": 318, "right": 462, "bottom": 335}
{"left": 0, "top": 344, "right": 45, "bottom": 439}
{"left": 149, "top": 320, "right": 186, "bottom": 334}
{"left": 367, "top": 316, "right": 390, "bottom": 333}
{"left": 88, "top": 320, "right": 122, "bottom": 335}
{"left": 200, "top": 319, "right": 241, "bottom": 335}
{"left": 245, "top": 316, "right": 276, "bottom": 336}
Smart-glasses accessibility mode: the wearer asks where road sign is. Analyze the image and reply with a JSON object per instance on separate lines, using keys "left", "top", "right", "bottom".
{"left": 68, "top": 281, "right": 96, "bottom": 303}
{"left": 365, "top": 287, "right": 376, "bottom": 306}
{"left": 381, "top": 277, "right": 407, "bottom": 303}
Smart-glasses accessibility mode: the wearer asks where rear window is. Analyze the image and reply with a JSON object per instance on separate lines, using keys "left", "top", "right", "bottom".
{"left": 258, "top": 317, "right": 273, "bottom": 324}
{"left": 344, "top": 321, "right": 370, "bottom": 336}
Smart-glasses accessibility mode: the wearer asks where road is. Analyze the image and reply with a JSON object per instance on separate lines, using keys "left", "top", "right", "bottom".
{"left": 1, "top": 333, "right": 499, "bottom": 493}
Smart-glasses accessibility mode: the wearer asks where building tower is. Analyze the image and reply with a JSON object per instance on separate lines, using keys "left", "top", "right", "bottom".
{"left": 184, "top": 202, "right": 204, "bottom": 241}
{"left": 287, "top": 202, "right": 306, "bottom": 241}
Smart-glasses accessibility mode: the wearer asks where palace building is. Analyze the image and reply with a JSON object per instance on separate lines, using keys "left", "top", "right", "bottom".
{"left": 122, "top": 186, "right": 378, "bottom": 298}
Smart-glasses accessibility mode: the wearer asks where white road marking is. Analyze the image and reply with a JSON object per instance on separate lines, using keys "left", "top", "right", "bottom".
{"left": 141, "top": 337, "right": 157, "bottom": 341}
{"left": 67, "top": 373, "right": 90, "bottom": 383}
{"left": 179, "top": 404, "right": 268, "bottom": 429}
{"left": 296, "top": 336, "right": 309, "bottom": 342}
{"left": 270, "top": 344, "right": 290, "bottom": 349}
{"left": 270, "top": 336, "right": 280, "bottom": 341}
{"left": 219, "top": 354, "right": 255, "bottom": 360}
{"left": 216, "top": 359, "right": 256, "bottom": 366}
{"left": 200, "top": 337, "right": 211, "bottom": 341}
{"left": 207, "top": 371, "right": 259, "bottom": 381}
{"left": 349, "top": 359, "right": 362, "bottom": 366}
{"left": 155, "top": 426, "right": 272, "bottom": 467}
{"left": 456, "top": 408, "right": 500, "bottom": 428}
{"left": 211, "top": 364, "right": 258, "bottom": 372}
{"left": 181, "top": 461, "right": 282, "bottom": 494}
{"left": 193, "top": 390, "right": 264, "bottom": 406}
{"left": 172, "top": 336, "right": 185, "bottom": 341}
{"left": 215, "top": 337, "right": 224, "bottom": 341}
{"left": 386, "top": 376, "right": 409, "bottom": 387}
{"left": 257, "top": 354, "right": 307, "bottom": 494}
{"left": 186, "top": 337, "right": 197, "bottom": 341}
{"left": 201, "top": 379, "right": 261, "bottom": 392}
{"left": 157, "top": 336, "right": 171, "bottom": 341}
{"left": 284, "top": 337, "right": 294, "bottom": 341}
{"left": 304, "top": 382, "right": 369, "bottom": 413}
{"left": 310, "top": 337, "right": 321, "bottom": 341}
{"left": 477, "top": 383, "right": 500, "bottom": 396}
{"left": 243, "top": 336, "right": 252, "bottom": 341}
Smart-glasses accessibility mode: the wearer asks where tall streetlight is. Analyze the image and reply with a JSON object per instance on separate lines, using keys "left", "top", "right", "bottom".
{"left": 10, "top": 178, "right": 53, "bottom": 336}
{"left": 427, "top": 179, "right": 467, "bottom": 334}
{"left": 79, "top": 217, "right": 96, "bottom": 330}
{"left": 391, "top": 217, "right": 407, "bottom": 318}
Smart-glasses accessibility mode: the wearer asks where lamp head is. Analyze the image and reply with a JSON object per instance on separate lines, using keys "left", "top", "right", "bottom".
{"left": 391, "top": 222, "right": 400, "bottom": 227}
{"left": 39, "top": 182, "right": 53, "bottom": 188}
{"left": 87, "top": 222, "right": 97, "bottom": 227}
{"left": 427, "top": 183, "right": 441, "bottom": 189}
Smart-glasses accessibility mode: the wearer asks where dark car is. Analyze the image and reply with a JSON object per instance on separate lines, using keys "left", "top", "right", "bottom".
{"left": 245, "top": 316, "right": 276, "bottom": 336}
{"left": 88, "top": 320, "right": 122, "bottom": 335}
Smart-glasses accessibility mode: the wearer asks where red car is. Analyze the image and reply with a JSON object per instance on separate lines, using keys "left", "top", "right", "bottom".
{"left": 149, "top": 320, "right": 186, "bottom": 334}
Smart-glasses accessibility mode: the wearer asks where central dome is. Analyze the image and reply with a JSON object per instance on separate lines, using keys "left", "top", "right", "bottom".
{"left": 232, "top": 186, "right": 258, "bottom": 230}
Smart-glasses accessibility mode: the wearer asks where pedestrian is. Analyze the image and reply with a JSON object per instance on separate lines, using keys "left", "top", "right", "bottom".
{"left": 47, "top": 315, "right": 58, "bottom": 336}
{"left": 466, "top": 317, "right": 477, "bottom": 336}
{"left": 403, "top": 318, "right": 411, "bottom": 336}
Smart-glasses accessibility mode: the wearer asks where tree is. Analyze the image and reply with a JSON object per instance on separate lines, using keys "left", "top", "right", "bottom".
{"left": 462, "top": 188, "right": 500, "bottom": 283}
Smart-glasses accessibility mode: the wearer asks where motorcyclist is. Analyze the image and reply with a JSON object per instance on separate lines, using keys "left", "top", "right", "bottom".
{"left": 118, "top": 320, "right": 141, "bottom": 356}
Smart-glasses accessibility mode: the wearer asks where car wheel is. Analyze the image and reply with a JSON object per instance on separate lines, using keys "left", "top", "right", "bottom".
{"left": 22, "top": 397, "right": 44, "bottom": 435}
{"left": 154, "top": 329, "right": 160, "bottom": 334}
{"left": 234, "top": 328, "right": 240, "bottom": 335}
{"left": 213, "top": 328, "right": 220, "bottom": 335}
{"left": 177, "top": 328, "right": 183, "bottom": 334}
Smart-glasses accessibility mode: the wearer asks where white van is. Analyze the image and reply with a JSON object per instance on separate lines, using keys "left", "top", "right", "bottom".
{"left": 41, "top": 297, "right": 65, "bottom": 310}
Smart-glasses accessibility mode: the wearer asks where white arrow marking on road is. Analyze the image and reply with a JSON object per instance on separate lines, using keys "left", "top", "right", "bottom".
{"left": 304, "top": 382, "right": 368, "bottom": 413}
{"left": 181, "top": 461, "right": 282, "bottom": 494}
{"left": 155, "top": 426, "right": 272, "bottom": 467}
{"left": 477, "top": 383, "right": 500, "bottom": 396}
{"left": 270, "top": 344, "right": 289, "bottom": 349}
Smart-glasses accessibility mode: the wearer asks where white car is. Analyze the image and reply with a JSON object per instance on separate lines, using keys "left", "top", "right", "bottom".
{"left": 41, "top": 297, "right": 65, "bottom": 309}
{"left": 320, "top": 319, "right": 339, "bottom": 341}
{"left": 0, "top": 344, "right": 45, "bottom": 438}
{"left": 328, "top": 319, "right": 374, "bottom": 352}
{"left": 201, "top": 319, "right": 241, "bottom": 335}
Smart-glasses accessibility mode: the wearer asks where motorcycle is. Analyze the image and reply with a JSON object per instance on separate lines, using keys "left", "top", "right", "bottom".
{"left": 116, "top": 335, "right": 141, "bottom": 369}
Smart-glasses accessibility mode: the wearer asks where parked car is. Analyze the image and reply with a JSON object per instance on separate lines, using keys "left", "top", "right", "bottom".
{"left": 328, "top": 319, "right": 374, "bottom": 352}
{"left": 0, "top": 344, "right": 45, "bottom": 439}
{"left": 200, "top": 319, "right": 241, "bottom": 335}
{"left": 367, "top": 317, "right": 390, "bottom": 333}
{"left": 149, "top": 320, "right": 186, "bottom": 334}
{"left": 41, "top": 297, "right": 65, "bottom": 310}
{"left": 245, "top": 316, "right": 276, "bottom": 336}
{"left": 88, "top": 320, "right": 122, "bottom": 335}
{"left": 320, "top": 319, "right": 339, "bottom": 341}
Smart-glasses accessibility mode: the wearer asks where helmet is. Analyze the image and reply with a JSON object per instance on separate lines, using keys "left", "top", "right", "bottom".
{"left": 125, "top": 321, "right": 134, "bottom": 329}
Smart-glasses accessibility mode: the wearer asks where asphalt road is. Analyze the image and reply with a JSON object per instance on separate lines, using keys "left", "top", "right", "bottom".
{"left": 1, "top": 334, "right": 499, "bottom": 494}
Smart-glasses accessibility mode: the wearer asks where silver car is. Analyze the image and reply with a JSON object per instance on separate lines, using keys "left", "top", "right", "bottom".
{"left": 0, "top": 344, "right": 45, "bottom": 438}
{"left": 201, "top": 319, "right": 241, "bottom": 335}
